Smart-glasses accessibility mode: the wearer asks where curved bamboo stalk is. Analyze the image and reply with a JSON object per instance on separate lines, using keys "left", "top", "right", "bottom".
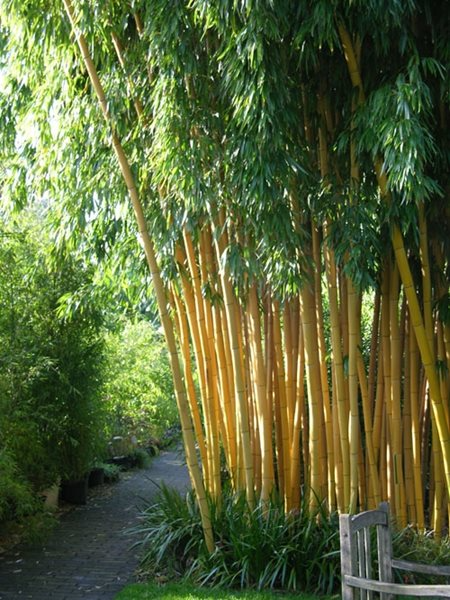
{"left": 62, "top": 0, "right": 214, "bottom": 551}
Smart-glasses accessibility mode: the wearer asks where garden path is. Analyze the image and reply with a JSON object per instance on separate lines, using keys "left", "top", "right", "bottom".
{"left": 0, "top": 448, "right": 190, "bottom": 600}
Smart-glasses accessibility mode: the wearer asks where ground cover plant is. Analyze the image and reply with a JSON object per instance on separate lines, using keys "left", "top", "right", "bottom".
{"left": 114, "top": 582, "right": 336, "bottom": 600}
{"left": 131, "top": 485, "right": 340, "bottom": 595}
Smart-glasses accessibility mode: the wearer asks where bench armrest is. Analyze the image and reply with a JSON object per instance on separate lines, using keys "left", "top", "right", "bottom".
{"left": 392, "top": 558, "right": 450, "bottom": 577}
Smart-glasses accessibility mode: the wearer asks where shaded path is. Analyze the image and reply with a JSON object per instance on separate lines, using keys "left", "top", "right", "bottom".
{"left": 0, "top": 449, "right": 189, "bottom": 599}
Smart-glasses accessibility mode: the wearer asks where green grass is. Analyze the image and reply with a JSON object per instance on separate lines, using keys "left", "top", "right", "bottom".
{"left": 114, "top": 582, "right": 337, "bottom": 600}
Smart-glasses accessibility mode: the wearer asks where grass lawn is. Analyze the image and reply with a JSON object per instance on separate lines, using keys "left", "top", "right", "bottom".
{"left": 114, "top": 582, "right": 338, "bottom": 600}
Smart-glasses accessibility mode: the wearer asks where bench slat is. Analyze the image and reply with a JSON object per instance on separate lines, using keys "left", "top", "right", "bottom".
{"left": 340, "top": 503, "right": 450, "bottom": 599}
{"left": 345, "top": 574, "right": 450, "bottom": 597}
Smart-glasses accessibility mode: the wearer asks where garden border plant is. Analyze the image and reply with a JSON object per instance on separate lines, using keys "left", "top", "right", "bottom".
{"left": 130, "top": 484, "right": 341, "bottom": 596}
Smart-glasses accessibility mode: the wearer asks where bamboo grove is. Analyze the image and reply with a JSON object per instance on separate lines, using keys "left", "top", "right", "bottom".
{"left": 1, "top": 1, "right": 449, "bottom": 546}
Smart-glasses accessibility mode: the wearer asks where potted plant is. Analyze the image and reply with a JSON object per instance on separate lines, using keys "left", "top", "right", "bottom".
{"left": 59, "top": 423, "right": 99, "bottom": 504}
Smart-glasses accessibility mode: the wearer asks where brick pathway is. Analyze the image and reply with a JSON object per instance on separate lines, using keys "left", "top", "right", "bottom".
{"left": 0, "top": 449, "right": 190, "bottom": 600}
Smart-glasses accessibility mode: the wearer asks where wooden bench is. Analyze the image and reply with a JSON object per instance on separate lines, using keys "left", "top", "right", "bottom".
{"left": 339, "top": 502, "right": 450, "bottom": 598}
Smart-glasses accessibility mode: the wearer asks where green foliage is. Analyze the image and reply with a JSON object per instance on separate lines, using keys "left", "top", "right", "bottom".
{"left": 131, "top": 448, "right": 152, "bottom": 469}
{"left": 115, "top": 581, "right": 332, "bottom": 600}
{"left": 101, "top": 319, "right": 178, "bottom": 443}
{"left": 131, "top": 486, "right": 340, "bottom": 595}
{"left": 99, "top": 461, "right": 121, "bottom": 483}
{"left": 393, "top": 527, "right": 450, "bottom": 585}
{"left": 0, "top": 211, "right": 107, "bottom": 496}
{"left": 0, "top": 449, "right": 39, "bottom": 522}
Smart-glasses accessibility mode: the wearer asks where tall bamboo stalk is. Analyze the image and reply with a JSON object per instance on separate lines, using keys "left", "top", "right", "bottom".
{"left": 61, "top": 0, "right": 214, "bottom": 551}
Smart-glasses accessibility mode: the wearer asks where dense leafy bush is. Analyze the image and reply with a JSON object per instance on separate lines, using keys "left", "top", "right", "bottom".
{"left": 101, "top": 319, "right": 178, "bottom": 444}
{"left": 0, "top": 450, "right": 39, "bottom": 522}
{"left": 131, "top": 486, "right": 341, "bottom": 595}
{"left": 0, "top": 214, "right": 107, "bottom": 523}
{"left": 392, "top": 526, "right": 450, "bottom": 585}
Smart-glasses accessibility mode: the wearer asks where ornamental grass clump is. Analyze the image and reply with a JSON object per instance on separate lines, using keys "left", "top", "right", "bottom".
{"left": 131, "top": 485, "right": 340, "bottom": 595}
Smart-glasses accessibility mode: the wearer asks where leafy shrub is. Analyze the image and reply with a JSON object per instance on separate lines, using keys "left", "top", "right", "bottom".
{"left": 0, "top": 215, "right": 107, "bottom": 496}
{"left": 131, "top": 448, "right": 152, "bottom": 469}
{"left": 131, "top": 486, "right": 340, "bottom": 595}
{"left": 101, "top": 462, "right": 121, "bottom": 482}
{"left": 393, "top": 526, "right": 450, "bottom": 584}
{"left": 101, "top": 319, "right": 178, "bottom": 443}
{"left": 0, "top": 450, "right": 40, "bottom": 522}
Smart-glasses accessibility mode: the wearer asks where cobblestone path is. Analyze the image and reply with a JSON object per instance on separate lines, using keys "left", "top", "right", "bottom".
{"left": 0, "top": 449, "right": 189, "bottom": 600}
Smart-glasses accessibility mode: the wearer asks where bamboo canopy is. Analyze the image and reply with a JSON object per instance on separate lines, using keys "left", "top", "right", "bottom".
{"left": 0, "top": 0, "right": 449, "bottom": 543}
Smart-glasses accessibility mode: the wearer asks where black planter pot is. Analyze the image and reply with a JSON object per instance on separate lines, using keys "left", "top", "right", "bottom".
{"left": 88, "top": 467, "right": 105, "bottom": 487}
{"left": 61, "top": 476, "right": 89, "bottom": 505}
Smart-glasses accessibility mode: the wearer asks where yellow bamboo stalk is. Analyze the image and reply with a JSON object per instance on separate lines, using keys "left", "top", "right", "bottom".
{"left": 171, "top": 289, "right": 208, "bottom": 473}
{"left": 409, "top": 322, "right": 425, "bottom": 529}
{"left": 176, "top": 247, "right": 214, "bottom": 492}
{"left": 357, "top": 350, "right": 381, "bottom": 508}
{"left": 381, "top": 267, "right": 394, "bottom": 511}
{"left": 244, "top": 313, "right": 261, "bottom": 495}
{"left": 283, "top": 301, "right": 295, "bottom": 434}
{"left": 368, "top": 291, "right": 381, "bottom": 406}
{"left": 183, "top": 231, "right": 221, "bottom": 499}
{"left": 312, "top": 225, "right": 335, "bottom": 510}
{"left": 389, "top": 264, "right": 406, "bottom": 527}
{"left": 372, "top": 344, "right": 384, "bottom": 464}
{"left": 402, "top": 328, "right": 416, "bottom": 524}
{"left": 290, "top": 322, "right": 305, "bottom": 509}
{"left": 339, "top": 20, "right": 450, "bottom": 502}
{"left": 201, "top": 228, "right": 238, "bottom": 481}
{"left": 332, "top": 370, "right": 344, "bottom": 511}
{"left": 218, "top": 299, "right": 238, "bottom": 467}
{"left": 273, "top": 350, "right": 285, "bottom": 496}
{"left": 432, "top": 416, "right": 444, "bottom": 538}
{"left": 299, "top": 280, "right": 324, "bottom": 506}
{"left": 210, "top": 211, "right": 254, "bottom": 504}
{"left": 248, "top": 284, "right": 274, "bottom": 503}
{"left": 323, "top": 236, "right": 350, "bottom": 508}
{"left": 391, "top": 225, "right": 450, "bottom": 497}
{"left": 347, "top": 277, "right": 360, "bottom": 512}
{"left": 212, "top": 301, "right": 238, "bottom": 484}
{"left": 290, "top": 297, "right": 300, "bottom": 425}
{"left": 340, "top": 273, "right": 350, "bottom": 405}
{"left": 264, "top": 292, "right": 275, "bottom": 478}
{"left": 272, "top": 299, "right": 291, "bottom": 509}
{"left": 380, "top": 402, "right": 388, "bottom": 501}
{"left": 419, "top": 204, "right": 435, "bottom": 359}
{"left": 61, "top": 0, "right": 214, "bottom": 551}
{"left": 437, "top": 321, "right": 449, "bottom": 426}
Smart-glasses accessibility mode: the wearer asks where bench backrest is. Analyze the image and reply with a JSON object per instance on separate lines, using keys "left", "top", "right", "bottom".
{"left": 340, "top": 502, "right": 394, "bottom": 600}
